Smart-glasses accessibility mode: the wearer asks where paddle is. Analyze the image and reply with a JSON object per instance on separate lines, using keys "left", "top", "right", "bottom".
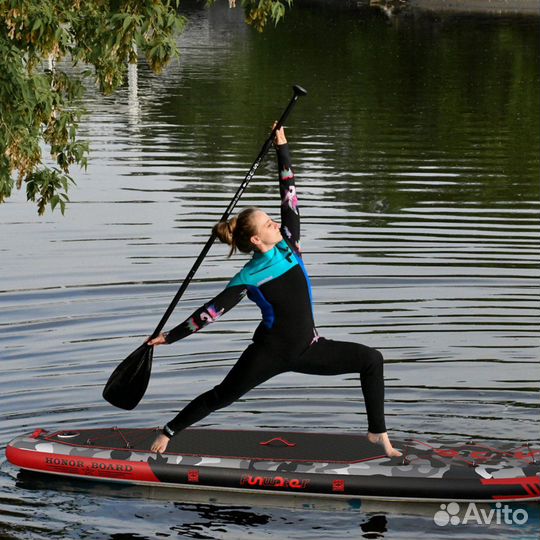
{"left": 103, "top": 84, "right": 308, "bottom": 410}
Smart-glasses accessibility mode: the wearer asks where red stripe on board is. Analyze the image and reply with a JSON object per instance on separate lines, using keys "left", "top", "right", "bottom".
{"left": 481, "top": 476, "right": 540, "bottom": 487}
{"left": 480, "top": 476, "right": 540, "bottom": 499}
{"left": 6, "top": 445, "right": 160, "bottom": 483}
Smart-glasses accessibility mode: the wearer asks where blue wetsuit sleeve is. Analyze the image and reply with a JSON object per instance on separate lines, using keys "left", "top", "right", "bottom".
{"left": 276, "top": 143, "right": 301, "bottom": 253}
{"left": 165, "top": 284, "right": 247, "bottom": 344}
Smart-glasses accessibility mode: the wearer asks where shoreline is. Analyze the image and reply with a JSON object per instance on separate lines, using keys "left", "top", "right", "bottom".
{"left": 294, "top": 0, "right": 540, "bottom": 16}
{"left": 409, "top": 0, "right": 540, "bottom": 15}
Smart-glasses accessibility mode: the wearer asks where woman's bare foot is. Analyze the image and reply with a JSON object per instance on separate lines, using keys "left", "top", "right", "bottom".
{"left": 368, "top": 432, "right": 402, "bottom": 458}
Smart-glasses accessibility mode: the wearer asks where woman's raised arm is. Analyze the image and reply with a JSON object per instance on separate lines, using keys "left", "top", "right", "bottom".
{"left": 275, "top": 128, "right": 301, "bottom": 253}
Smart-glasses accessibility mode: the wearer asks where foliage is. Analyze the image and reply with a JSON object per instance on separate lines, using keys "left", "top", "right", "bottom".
{"left": 232, "top": 0, "right": 293, "bottom": 32}
{"left": 0, "top": 0, "right": 293, "bottom": 215}
{"left": 0, "top": 0, "right": 185, "bottom": 215}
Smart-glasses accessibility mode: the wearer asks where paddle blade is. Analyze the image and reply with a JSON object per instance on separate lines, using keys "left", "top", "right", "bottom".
{"left": 102, "top": 343, "right": 153, "bottom": 410}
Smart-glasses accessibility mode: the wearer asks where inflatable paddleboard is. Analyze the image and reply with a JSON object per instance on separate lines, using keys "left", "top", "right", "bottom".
{"left": 6, "top": 427, "right": 540, "bottom": 502}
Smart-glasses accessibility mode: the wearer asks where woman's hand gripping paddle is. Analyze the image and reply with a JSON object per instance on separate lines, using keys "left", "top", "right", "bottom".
{"left": 103, "top": 85, "right": 308, "bottom": 410}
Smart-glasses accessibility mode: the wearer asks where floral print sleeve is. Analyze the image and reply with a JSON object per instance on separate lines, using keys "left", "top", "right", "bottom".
{"left": 276, "top": 144, "right": 301, "bottom": 254}
{"left": 165, "top": 285, "right": 247, "bottom": 344}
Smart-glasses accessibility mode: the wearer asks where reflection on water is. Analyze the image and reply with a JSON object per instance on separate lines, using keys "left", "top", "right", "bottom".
{"left": 0, "top": 2, "right": 539, "bottom": 539}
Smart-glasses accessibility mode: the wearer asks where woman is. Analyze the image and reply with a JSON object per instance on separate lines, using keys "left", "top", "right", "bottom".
{"left": 148, "top": 127, "right": 401, "bottom": 457}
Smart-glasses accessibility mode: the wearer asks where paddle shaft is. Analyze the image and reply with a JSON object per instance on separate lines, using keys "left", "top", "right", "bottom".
{"left": 149, "top": 85, "right": 307, "bottom": 340}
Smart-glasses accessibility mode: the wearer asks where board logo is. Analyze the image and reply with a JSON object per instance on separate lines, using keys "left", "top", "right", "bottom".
{"left": 240, "top": 474, "right": 309, "bottom": 490}
{"left": 332, "top": 479, "right": 345, "bottom": 492}
{"left": 44, "top": 457, "right": 134, "bottom": 473}
{"left": 434, "top": 502, "right": 529, "bottom": 526}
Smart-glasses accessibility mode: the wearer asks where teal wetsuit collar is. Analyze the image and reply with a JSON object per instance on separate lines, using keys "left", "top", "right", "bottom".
{"left": 252, "top": 240, "right": 289, "bottom": 260}
{"left": 227, "top": 240, "right": 297, "bottom": 289}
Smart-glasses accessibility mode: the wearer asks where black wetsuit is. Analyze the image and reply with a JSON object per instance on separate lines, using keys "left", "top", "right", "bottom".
{"left": 162, "top": 143, "right": 387, "bottom": 437}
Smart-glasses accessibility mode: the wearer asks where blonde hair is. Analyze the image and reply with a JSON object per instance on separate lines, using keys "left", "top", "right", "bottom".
{"left": 213, "top": 207, "right": 259, "bottom": 257}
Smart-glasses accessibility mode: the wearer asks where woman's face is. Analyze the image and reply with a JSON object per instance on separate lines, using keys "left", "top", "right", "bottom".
{"left": 250, "top": 210, "right": 282, "bottom": 252}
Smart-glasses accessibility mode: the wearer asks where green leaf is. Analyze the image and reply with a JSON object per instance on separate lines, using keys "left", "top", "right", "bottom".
{"left": 32, "top": 18, "right": 42, "bottom": 33}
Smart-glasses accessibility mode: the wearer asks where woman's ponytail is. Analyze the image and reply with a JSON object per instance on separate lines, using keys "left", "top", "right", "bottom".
{"left": 213, "top": 207, "right": 258, "bottom": 257}
{"left": 213, "top": 217, "right": 237, "bottom": 251}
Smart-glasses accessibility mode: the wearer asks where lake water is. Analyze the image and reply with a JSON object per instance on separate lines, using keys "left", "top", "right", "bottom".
{"left": 1, "top": 2, "right": 539, "bottom": 538}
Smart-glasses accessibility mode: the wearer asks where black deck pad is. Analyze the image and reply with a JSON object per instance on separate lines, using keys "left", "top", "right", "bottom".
{"left": 45, "top": 428, "right": 386, "bottom": 464}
